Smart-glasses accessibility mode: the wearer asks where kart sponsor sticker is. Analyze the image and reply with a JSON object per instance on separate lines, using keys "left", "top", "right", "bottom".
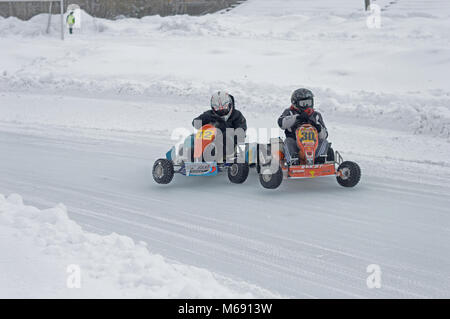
{"left": 185, "top": 163, "right": 217, "bottom": 175}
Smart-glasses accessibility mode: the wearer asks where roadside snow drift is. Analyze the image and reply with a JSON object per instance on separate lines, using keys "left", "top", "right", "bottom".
{"left": 0, "top": 193, "right": 273, "bottom": 298}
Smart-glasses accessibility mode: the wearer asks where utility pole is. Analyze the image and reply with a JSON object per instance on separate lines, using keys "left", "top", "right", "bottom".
{"left": 46, "top": 1, "right": 52, "bottom": 34}
{"left": 60, "top": 0, "right": 64, "bottom": 40}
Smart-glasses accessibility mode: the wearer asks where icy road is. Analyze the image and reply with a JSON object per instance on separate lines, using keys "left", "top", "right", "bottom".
{"left": 0, "top": 117, "right": 449, "bottom": 298}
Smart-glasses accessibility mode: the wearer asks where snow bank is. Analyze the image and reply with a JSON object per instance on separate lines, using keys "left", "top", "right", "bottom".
{"left": 0, "top": 10, "right": 110, "bottom": 37}
{"left": 233, "top": 0, "right": 362, "bottom": 16}
{"left": 1, "top": 73, "right": 449, "bottom": 139}
{"left": 234, "top": 0, "right": 450, "bottom": 18}
{"left": 2, "top": 5, "right": 448, "bottom": 40}
{"left": 0, "top": 193, "right": 273, "bottom": 298}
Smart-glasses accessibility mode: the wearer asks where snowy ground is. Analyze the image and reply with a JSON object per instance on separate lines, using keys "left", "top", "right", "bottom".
{"left": 0, "top": 193, "right": 274, "bottom": 298}
{"left": 0, "top": 0, "right": 449, "bottom": 298}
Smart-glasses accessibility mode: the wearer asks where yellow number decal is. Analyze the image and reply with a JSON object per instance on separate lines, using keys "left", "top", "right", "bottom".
{"left": 203, "top": 130, "right": 213, "bottom": 140}
{"left": 196, "top": 129, "right": 214, "bottom": 140}
{"left": 297, "top": 129, "right": 316, "bottom": 143}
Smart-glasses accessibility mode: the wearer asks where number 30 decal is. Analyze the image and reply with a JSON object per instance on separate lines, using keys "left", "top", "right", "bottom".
{"left": 297, "top": 129, "right": 317, "bottom": 142}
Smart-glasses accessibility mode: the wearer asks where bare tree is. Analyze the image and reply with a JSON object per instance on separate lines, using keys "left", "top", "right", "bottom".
{"left": 0, "top": 0, "right": 242, "bottom": 19}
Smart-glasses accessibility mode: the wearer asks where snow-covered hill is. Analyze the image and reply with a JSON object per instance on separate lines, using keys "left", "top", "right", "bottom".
{"left": 0, "top": 0, "right": 449, "bottom": 298}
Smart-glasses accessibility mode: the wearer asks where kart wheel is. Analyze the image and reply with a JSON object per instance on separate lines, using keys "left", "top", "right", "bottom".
{"left": 228, "top": 163, "right": 249, "bottom": 184}
{"left": 336, "top": 161, "right": 361, "bottom": 188}
{"left": 153, "top": 159, "right": 174, "bottom": 184}
{"left": 259, "top": 166, "right": 283, "bottom": 189}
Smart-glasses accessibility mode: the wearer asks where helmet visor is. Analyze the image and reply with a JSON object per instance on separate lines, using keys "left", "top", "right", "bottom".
{"left": 296, "top": 99, "right": 313, "bottom": 108}
{"left": 212, "top": 102, "right": 231, "bottom": 117}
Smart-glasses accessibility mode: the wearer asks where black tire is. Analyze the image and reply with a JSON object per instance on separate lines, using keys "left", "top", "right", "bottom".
{"left": 336, "top": 161, "right": 361, "bottom": 188}
{"left": 152, "top": 159, "right": 174, "bottom": 184}
{"left": 259, "top": 166, "right": 283, "bottom": 189}
{"left": 228, "top": 163, "right": 250, "bottom": 184}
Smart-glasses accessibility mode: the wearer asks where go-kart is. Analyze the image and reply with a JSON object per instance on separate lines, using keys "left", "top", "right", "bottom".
{"left": 258, "top": 124, "right": 361, "bottom": 189}
{"left": 152, "top": 123, "right": 250, "bottom": 185}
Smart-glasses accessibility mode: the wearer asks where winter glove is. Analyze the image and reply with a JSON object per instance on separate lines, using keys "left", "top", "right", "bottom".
{"left": 295, "top": 112, "right": 310, "bottom": 125}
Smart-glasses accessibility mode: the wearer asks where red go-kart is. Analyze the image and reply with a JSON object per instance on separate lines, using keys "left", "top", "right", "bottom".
{"left": 258, "top": 124, "right": 361, "bottom": 189}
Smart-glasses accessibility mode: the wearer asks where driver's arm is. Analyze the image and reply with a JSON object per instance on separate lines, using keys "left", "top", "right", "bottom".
{"left": 278, "top": 109, "right": 297, "bottom": 130}
{"left": 233, "top": 111, "right": 247, "bottom": 132}
{"left": 312, "top": 112, "right": 328, "bottom": 139}
{"left": 192, "top": 112, "right": 214, "bottom": 129}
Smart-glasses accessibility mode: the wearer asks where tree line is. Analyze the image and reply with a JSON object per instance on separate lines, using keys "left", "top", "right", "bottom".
{"left": 0, "top": 0, "right": 240, "bottom": 20}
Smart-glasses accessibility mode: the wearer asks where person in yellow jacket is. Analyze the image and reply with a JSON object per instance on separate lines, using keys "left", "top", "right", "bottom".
{"left": 67, "top": 11, "right": 75, "bottom": 34}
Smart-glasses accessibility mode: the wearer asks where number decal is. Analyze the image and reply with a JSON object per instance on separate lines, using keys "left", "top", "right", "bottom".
{"left": 203, "top": 130, "right": 213, "bottom": 139}
{"left": 196, "top": 129, "right": 215, "bottom": 140}
{"left": 297, "top": 128, "right": 317, "bottom": 144}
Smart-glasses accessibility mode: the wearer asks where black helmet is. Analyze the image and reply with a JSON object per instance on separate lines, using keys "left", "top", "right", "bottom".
{"left": 291, "top": 88, "right": 314, "bottom": 111}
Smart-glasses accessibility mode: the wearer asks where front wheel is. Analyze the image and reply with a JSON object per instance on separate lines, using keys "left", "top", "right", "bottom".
{"left": 153, "top": 159, "right": 174, "bottom": 184}
{"left": 336, "top": 161, "right": 361, "bottom": 188}
{"left": 259, "top": 166, "right": 283, "bottom": 189}
{"left": 228, "top": 163, "right": 249, "bottom": 184}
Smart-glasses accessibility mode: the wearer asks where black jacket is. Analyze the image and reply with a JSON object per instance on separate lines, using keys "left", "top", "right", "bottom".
{"left": 192, "top": 108, "right": 247, "bottom": 132}
{"left": 278, "top": 107, "right": 328, "bottom": 140}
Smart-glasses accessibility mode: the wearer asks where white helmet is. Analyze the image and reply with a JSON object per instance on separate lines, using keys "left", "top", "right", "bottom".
{"left": 211, "top": 91, "right": 233, "bottom": 118}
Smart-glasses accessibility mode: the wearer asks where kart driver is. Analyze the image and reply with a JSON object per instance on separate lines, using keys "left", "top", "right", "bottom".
{"left": 191, "top": 91, "right": 247, "bottom": 161}
{"left": 277, "top": 88, "right": 329, "bottom": 164}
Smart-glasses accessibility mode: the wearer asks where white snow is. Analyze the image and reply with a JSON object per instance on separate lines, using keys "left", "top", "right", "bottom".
{"left": 235, "top": 0, "right": 450, "bottom": 18}
{"left": 0, "top": 193, "right": 275, "bottom": 298}
{"left": 0, "top": 0, "right": 450, "bottom": 298}
{"left": 1, "top": 2, "right": 449, "bottom": 139}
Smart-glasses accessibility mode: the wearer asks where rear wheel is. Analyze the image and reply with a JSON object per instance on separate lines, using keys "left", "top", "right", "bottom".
{"left": 259, "top": 166, "right": 283, "bottom": 189}
{"left": 152, "top": 159, "right": 174, "bottom": 184}
{"left": 336, "top": 161, "right": 361, "bottom": 188}
{"left": 228, "top": 163, "right": 250, "bottom": 184}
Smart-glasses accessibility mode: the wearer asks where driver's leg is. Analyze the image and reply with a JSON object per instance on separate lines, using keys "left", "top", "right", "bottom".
{"left": 285, "top": 137, "right": 299, "bottom": 163}
{"left": 181, "top": 134, "right": 195, "bottom": 162}
{"left": 315, "top": 139, "right": 329, "bottom": 158}
{"left": 223, "top": 133, "right": 235, "bottom": 162}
